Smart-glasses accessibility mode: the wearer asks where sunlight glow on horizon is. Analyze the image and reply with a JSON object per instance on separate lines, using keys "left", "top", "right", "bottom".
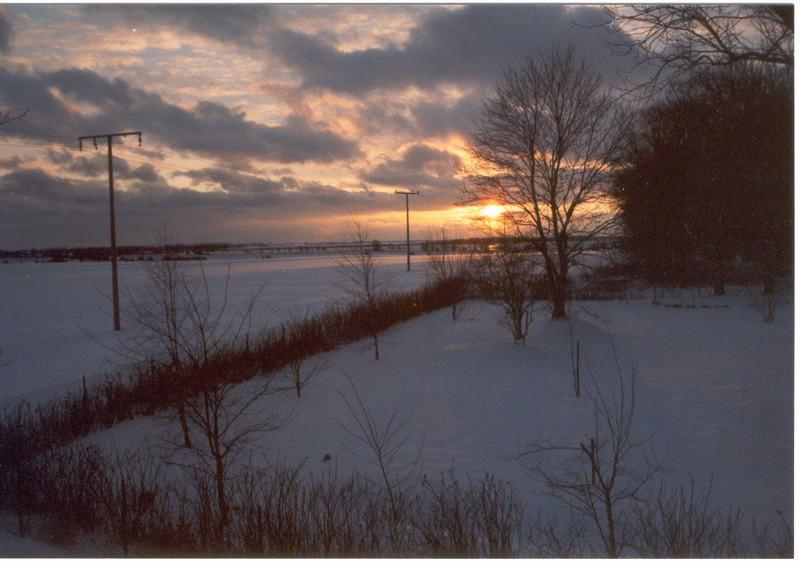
{"left": 480, "top": 204, "right": 504, "bottom": 219}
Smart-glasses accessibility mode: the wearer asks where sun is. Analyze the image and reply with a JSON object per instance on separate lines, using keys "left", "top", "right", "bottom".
{"left": 480, "top": 204, "right": 504, "bottom": 218}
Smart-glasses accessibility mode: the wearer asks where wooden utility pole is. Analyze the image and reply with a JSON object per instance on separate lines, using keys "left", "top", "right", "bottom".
{"left": 79, "top": 131, "right": 142, "bottom": 331}
{"left": 395, "top": 189, "right": 419, "bottom": 271}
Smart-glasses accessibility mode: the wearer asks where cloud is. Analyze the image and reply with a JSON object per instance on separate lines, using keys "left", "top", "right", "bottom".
{"left": 179, "top": 167, "right": 287, "bottom": 201}
{"left": 0, "top": 164, "right": 397, "bottom": 227}
{"left": 0, "top": 4, "right": 643, "bottom": 249}
{"left": 83, "top": 5, "right": 274, "bottom": 47}
{"left": 0, "top": 168, "right": 106, "bottom": 214}
{"left": 269, "top": 5, "right": 631, "bottom": 95}
{"left": 47, "top": 148, "right": 162, "bottom": 185}
{"left": 360, "top": 143, "right": 461, "bottom": 201}
{"left": 66, "top": 155, "right": 107, "bottom": 177}
{"left": 0, "top": 155, "right": 22, "bottom": 170}
{"left": 0, "top": 66, "right": 361, "bottom": 165}
{"left": 0, "top": 159, "right": 445, "bottom": 248}
{"left": 0, "top": 7, "right": 13, "bottom": 53}
{"left": 410, "top": 95, "right": 483, "bottom": 138}
{"left": 128, "top": 164, "right": 160, "bottom": 184}
{"left": 177, "top": 166, "right": 402, "bottom": 213}
{"left": 47, "top": 149, "right": 74, "bottom": 166}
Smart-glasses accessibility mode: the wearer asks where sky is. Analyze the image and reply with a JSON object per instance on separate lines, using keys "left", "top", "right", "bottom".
{"left": 0, "top": 3, "right": 639, "bottom": 249}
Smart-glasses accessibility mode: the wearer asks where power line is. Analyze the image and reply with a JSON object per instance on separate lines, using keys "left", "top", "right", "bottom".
{"left": 0, "top": 139, "right": 74, "bottom": 151}
{"left": 0, "top": 127, "right": 75, "bottom": 142}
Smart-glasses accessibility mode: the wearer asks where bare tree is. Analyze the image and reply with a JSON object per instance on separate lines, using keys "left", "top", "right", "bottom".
{"left": 462, "top": 46, "right": 628, "bottom": 319}
{"left": 517, "top": 356, "right": 663, "bottom": 557}
{"left": 478, "top": 247, "right": 541, "bottom": 345}
{"left": 284, "top": 356, "right": 328, "bottom": 398}
{"left": 425, "top": 226, "right": 475, "bottom": 320}
{"left": 337, "top": 375, "right": 422, "bottom": 535}
{"left": 123, "top": 229, "right": 266, "bottom": 447}
{"left": 338, "top": 218, "right": 382, "bottom": 360}
{"left": 173, "top": 372, "right": 287, "bottom": 550}
{"left": 603, "top": 4, "right": 793, "bottom": 95}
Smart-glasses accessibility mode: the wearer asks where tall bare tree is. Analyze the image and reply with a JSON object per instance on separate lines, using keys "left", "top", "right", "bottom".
{"left": 123, "top": 228, "right": 266, "bottom": 447}
{"left": 338, "top": 218, "right": 382, "bottom": 360}
{"left": 462, "top": 46, "right": 628, "bottom": 319}
{"left": 176, "top": 372, "right": 287, "bottom": 550}
{"left": 603, "top": 4, "right": 793, "bottom": 95}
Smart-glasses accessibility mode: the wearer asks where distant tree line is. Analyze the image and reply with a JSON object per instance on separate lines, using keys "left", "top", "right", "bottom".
{"left": 0, "top": 243, "right": 233, "bottom": 262}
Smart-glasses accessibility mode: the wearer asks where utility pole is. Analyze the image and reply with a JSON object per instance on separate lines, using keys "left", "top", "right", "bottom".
{"left": 395, "top": 189, "right": 419, "bottom": 271}
{"left": 79, "top": 131, "right": 142, "bottom": 331}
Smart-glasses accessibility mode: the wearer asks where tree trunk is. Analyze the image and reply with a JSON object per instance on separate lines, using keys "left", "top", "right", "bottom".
{"left": 369, "top": 298, "right": 380, "bottom": 360}
{"left": 178, "top": 401, "right": 192, "bottom": 448}
{"left": 605, "top": 489, "right": 618, "bottom": 557}
{"left": 712, "top": 249, "right": 726, "bottom": 296}
{"left": 215, "top": 454, "right": 228, "bottom": 549}
{"left": 551, "top": 292, "right": 568, "bottom": 319}
{"left": 762, "top": 271, "right": 776, "bottom": 295}
{"left": 551, "top": 272, "right": 569, "bottom": 319}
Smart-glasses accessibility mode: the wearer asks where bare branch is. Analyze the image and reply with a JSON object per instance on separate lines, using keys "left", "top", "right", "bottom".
{"left": 601, "top": 5, "right": 793, "bottom": 96}
{"left": 0, "top": 108, "right": 28, "bottom": 127}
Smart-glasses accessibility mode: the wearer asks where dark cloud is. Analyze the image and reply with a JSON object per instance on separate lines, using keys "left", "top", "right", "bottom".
{"left": 178, "top": 167, "right": 399, "bottom": 213}
{"left": 270, "top": 5, "right": 631, "bottom": 95}
{"left": 0, "top": 68, "right": 83, "bottom": 135}
{"left": 0, "top": 67, "right": 360, "bottom": 165}
{"left": 354, "top": 91, "right": 480, "bottom": 142}
{"left": 180, "top": 167, "right": 287, "bottom": 200}
{"left": 83, "top": 5, "right": 273, "bottom": 46}
{"left": 0, "top": 168, "right": 106, "bottom": 214}
{"left": 0, "top": 163, "right": 410, "bottom": 247}
{"left": 0, "top": 7, "right": 13, "bottom": 53}
{"left": 410, "top": 95, "right": 483, "bottom": 138}
{"left": 47, "top": 148, "right": 74, "bottom": 166}
{"left": 51, "top": 150, "right": 160, "bottom": 184}
{"left": 0, "top": 155, "right": 22, "bottom": 170}
{"left": 67, "top": 155, "right": 107, "bottom": 177}
{"left": 128, "top": 164, "right": 160, "bottom": 184}
{"left": 361, "top": 144, "right": 460, "bottom": 205}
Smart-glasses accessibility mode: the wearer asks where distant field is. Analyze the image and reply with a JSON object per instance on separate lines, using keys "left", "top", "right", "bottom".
{"left": 0, "top": 251, "right": 426, "bottom": 402}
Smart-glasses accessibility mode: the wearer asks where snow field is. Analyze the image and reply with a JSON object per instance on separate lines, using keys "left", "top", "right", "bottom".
{"left": 82, "top": 290, "right": 793, "bottom": 530}
{"left": 0, "top": 255, "right": 793, "bottom": 555}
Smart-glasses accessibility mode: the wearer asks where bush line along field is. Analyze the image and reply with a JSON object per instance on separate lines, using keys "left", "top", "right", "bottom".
{"left": 0, "top": 276, "right": 464, "bottom": 470}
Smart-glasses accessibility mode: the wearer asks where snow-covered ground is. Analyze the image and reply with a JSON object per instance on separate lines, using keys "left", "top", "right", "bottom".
{"left": 0, "top": 253, "right": 794, "bottom": 556}
{"left": 0, "top": 252, "right": 424, "bottom": 403}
